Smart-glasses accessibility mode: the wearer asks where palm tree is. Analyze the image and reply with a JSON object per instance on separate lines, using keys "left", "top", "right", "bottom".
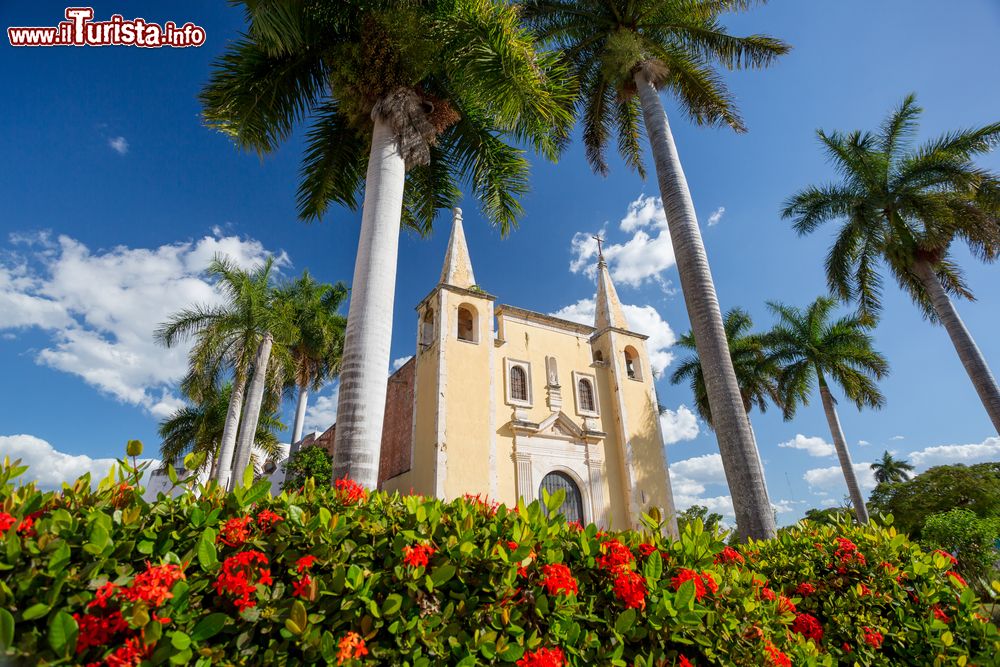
{"left": 279, "top": 272, "right": 348, "bottom": 448}
{"left": 522, "top": 0, "right": 790, "bottom": 540}
{"left": 671, "top": 308, "right": 782, "bottom": 428}
{"left": 156, "top": 256, "right": 276, "bottom": 489}
{"left": 871, "top": 450, "right": 915, "bottom": 485}
{"left": 766, "top": 297, "right": 890, "bottom": 524}
{"left": 201, "top": 1, "right": 572, "bottom": 489}
{"left": 158, "top": 383, "right": 285, "bottom": 479}
{"left": 783, "top": 95, "right": 1000, "bottom": 433}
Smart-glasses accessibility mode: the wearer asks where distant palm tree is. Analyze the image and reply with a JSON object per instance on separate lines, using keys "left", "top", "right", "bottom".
{"left": 783, "top": 94, "right": 1000, "bottom": 433}
{"left": 871, "top": 450, "right": 915, "bottom": 485}
{"left": 158, "top": 383, "right": 285, "bottom": 478}
{"left": 767, "top": 297, "right": 889, "bottom": 524}
{"left": 156, "top": 256, "right": 276, "bottom": 489}
{"left": 671, "top": 308, "right": 782, "bottom": 428}
{"left": 279, "top": 272, "right": 347, "bottom": 447}
{"left": 201, "top": 0, "right": 572, "bottom": 489}
{"left": 522, "top": 0, "right": 790, "bottom": 541}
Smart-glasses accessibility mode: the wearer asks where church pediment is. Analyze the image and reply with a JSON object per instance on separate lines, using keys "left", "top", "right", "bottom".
{"left": 510, "top": 410, "right": 604, "bottom": 443}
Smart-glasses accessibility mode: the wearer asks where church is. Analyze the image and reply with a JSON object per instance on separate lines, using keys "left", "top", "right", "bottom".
{"left": 297, "top": 209, "right": 677, "bottom": 531}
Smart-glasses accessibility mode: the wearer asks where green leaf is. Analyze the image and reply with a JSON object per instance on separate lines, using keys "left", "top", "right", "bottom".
{"left": 431, "top": 563, "right": 456, "bottom": 587}
{"left": 48, "top": 542, "right": 71, "bottom": 573}
{"left": 382, "top": 593, "right": 403, "bottom": 616}
{"left": 22, "top": 603, "right": 50, "bottom": 621}
{"left": 197, "top": 529, "right": 218, "bottom": 570}
{"left": 167, "top": 464, "right": 179, "bottom": 485}
{"left": 171, "top": 631, "right": 191, "bottom": 650}
{"left": 290, "top": 600, "right": 307, "bottom": 632}
{"left": 615, "top": 608, "right": 636, "bottom": 635}
{"left": 48, "top": 610, "right": 77, "bottom": 655}
{"left": 242, "top": 463, "right": 255, "bottom": 489}
{"left": 0, "top": 609, "right": 12, "bottom": 650}
{"left": 643, "top": 550, "right": 662, "bottom": 581}
{"left": 243, "top": 479, "right": 273, "bottom": 506}
{"left": 88, "top": 523, "right": 110, "bottom": 552}
{"left": 674, "top": 580, "right": 695, "bottom": 611}
{"left": 190, "top": 613, "right": 228, "bottom": 642}
{"left": 545, "top": 488, "right": 567, "bottom": 514}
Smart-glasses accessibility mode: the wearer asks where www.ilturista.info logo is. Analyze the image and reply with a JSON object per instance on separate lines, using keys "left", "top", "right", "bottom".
{"left": 8, "top": 8, "right": 206, "bottom": 48}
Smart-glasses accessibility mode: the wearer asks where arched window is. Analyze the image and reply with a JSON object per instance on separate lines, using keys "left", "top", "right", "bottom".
{"left": 457, "top": 305, "right": 477, "bottom": 342}
{"left": 593, "top": 350, "right": 604, "bottom": 363}
{"left": 420, "top": 309, "right": 435, "bottom": 347}
{"left": 510, "top": 365, "right": 528, "bottom": 402}
{"left": 624, "top": 346, "right": 641, "bottom": 380}
{"left": 539, "top": 471, "right": 584, "bottom": 524}
{"left": 578, "top": 378, "right": 596, "bottom": 413}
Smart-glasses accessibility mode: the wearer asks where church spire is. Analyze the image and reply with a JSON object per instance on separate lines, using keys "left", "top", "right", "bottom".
{"left": 594, "top": 237, "right": 628, "bottom": 331}
{"left": 440, "top": 207, "right": 476, "bottom": 289}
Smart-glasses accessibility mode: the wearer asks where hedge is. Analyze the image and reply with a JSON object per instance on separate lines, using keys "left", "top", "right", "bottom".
{"left": 0, "top": 451, "right": 997, "bottom": 666}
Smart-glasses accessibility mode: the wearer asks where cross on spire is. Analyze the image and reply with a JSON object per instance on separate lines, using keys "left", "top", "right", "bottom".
{"left": 592, "top": 234, "right": 605, "bottom": 262}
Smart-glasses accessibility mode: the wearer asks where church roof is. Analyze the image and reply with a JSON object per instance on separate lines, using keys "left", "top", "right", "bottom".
{"left": 594, "top": 257, "right": 629, "bottom": 331}
{"left": 440, "top": 207, "right": 476, "bottom": 289}
{"left": 495, "top": 304, "right": 596, "bottom": 336}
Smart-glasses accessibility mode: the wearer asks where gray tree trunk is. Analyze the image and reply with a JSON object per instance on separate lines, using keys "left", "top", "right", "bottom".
{"left": 213, "top": 369, "right": 246, "bottom": 489}
{"left": 913, "top": 258, "right": 1000, "bottom": 433}
{"left": 818, "top": 373, "right": 870, "bottom": 524}
{"left": 229, "top": 333, "right": 274, "bottom": 490}
{"left": 635, "top": 70, "right": 776, "bottom": 540}
{"left": 291, "top": 385, "right": 309, "bottom": 450}
{"left": 331, "top": 115, "right": 406, "bottom": 489}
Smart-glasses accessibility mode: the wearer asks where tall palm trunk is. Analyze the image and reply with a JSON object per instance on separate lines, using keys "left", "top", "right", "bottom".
{"left": 331, "top": 115, "right": 406, "bottom": 488}
{"left": 913, "top": 258, "right": 1000, "bottom": 433}
{"left": 213, "top": 369, "right": 246, "bottom": 488}
{"left": 635, "top": 70, "right": 776, "bottom": 540}
{"left": 817, "top": 371, "right": 869, "bottom": 524}
{"left": 230, "top": 333, "right": 274, "bottom": 489}
{"left": 290, "top": 385, "right": 309, "bottom": 451}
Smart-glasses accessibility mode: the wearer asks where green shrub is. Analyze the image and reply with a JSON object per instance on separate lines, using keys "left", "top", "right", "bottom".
{"left": 922, "top": 509, "right": 1000, "bottom": 597}
{"left": 282, "top": 445, "right": 334, "bottom": 492}
{"left": 0, "top": 454, "right": 997, "bottom": 666}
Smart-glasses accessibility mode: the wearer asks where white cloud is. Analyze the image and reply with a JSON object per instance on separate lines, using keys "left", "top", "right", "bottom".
{"left": 660, "top": 405, "right": 699, "bottom": 445}
{"left": 0, "top": 434, "right": 155, "bottom": 489}
{"left": 303, "top": 383, "right": 339, "bottom": 433}
{"left": 778, "top": 434, "right": 835, "bottom": 457}
{"left": 551, "top": 297, "right": 676, "bottom": 374}
{"left": 0, "top": 232, "right": 285, "bottom": 417}
{"left": 669, "top": 453, "right": 729, "bottom": 514}
{"left": 108, "top": 136, "right": 129, "bottom": 155}
{"left": 772, "top": 499, "right": 802, "bottom": 515}
{"left": 569, "top": 195, "right": 676, "bottom": 291}
{"left": 706, "top": 206, "right": 725, "bottom": 226}
{"left": 391, "top": 356, "right": 413, "bottom": 372}
{"left": 890, "top": 435, "right": 905, "bottom": 441}
{"left": 803, "top": 462, "right": 877, "bottom": 494}
{"left": 908, "top": 436, "right": 1000, "bottom": 468}
{"left": 858, "top": 440, "right": 871, "bottom": 447}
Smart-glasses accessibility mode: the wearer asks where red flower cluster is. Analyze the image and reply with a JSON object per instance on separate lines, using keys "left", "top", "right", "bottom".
{"left": 792, "top": 612, "right": 824, "bottom": 641}
{"left": 763, "top": 642, "right": 791, "bottom": 667}
{"left": 335, "top": 477, "right": 368, "bottom": 505}
{"left": 293, "top": 554, "right": 318, "bottom": 599}
{"left": 596, "top": 539, "right": 634, "bottom": 571}
{"left": 0, "top": 512, "right": 14, "bottom": 533}
{"left": 217, "top": 516, "right": 253, "bottom": 548}
{"left": 120, "top": 562, "right": 185, "bottom": 607}
{"left": 933, "top": 604, "right": 951, "bottom": 623}
{"left": 795, "top": 582, "right": 815, "bottom": 596}
{"left": 110, "top": 482, "right": 134, "bottom": 509}
{"left": 16, "top": 511, "right": 42, "bottom": 537}
{"left": 832, "top": 537, "right": 866, "bottom": 572}
{"left": 776, "top": 595, "right": 796, "bottom": 615}
{"left": 759, "top": 586, "right": 776, "bottom": 602}
{"left": 74, "top": 609, "right": 129, "bottom": 654}
{"left": 336, "top": 631, "right": 368, "bottom": 665}
{"left": 678, "top": 656, "right": 693, "bottom": 667}
{"left": 638, "top": 543, "right": 657, "bottom": 557}
{"left": 402, "top": 543, "right": 435, "bottom": 568}
{"left": 256, "top": 508, "right": 283, "bottom": 532}
{"left": 516, "top": 647, "right": 566, "bottom": 667}
{"left": 296, "top": 555, "right": 318, "bottom": 573}
{"left": 214, "top": 550, "right": 272, "bottom": 610}
{"left": 105, "top": 635, "right": 153, "bottom": 667}
{"left": 463, "top": 493, "right": 500, "bottom": 516}
{"left": 613, "top": 568, "right": 647, "bottom": 610}
{"left": 671, "top": 568, "right": 717, "bottom": 602}
{"left": 714, "top": 546, "right": 744, "bottom": 565}
{"left": 863, "top": 627, "right": 883, "bottom": 649}
{"left": 539, "top": 563, "right": 578, "bottom": 597}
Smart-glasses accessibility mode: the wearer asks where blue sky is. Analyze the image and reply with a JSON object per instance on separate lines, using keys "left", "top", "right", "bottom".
{"left": 1, "top": 1, "right": 998, "bottom": 523}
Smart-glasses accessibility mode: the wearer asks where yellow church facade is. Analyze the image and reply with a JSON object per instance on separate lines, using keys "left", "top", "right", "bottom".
{"left": 371, "top": 208, "right": 677, "bottom": 531}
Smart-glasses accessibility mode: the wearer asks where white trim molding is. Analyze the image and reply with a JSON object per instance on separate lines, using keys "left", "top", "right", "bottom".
{"left": 572, "top": 371, "right": 600, "bottom": 418}
{"left": 504, "top": 358, "right": 533, "bottom": 408}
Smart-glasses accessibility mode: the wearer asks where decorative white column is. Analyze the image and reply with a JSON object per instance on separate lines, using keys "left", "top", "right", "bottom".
{"left": 585, "top": 444, "right": 607, "bottom": 528}
{"left": 514, "top": 450, "right": 534, "bottom": 503}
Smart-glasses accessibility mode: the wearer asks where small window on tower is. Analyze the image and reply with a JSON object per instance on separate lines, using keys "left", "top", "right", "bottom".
{"left": 457, "top": 305, "right": 477, "bottom": 343}
{"left": 420, "top": 309, "right": 435, "bottom": 347}
{"left": 593, "top": 350, "right": 604, "bottom": 363}
{"left": 624, "top": 346, "right": 641, "bottom": 381}
{"left": 578, "top": 378, "right": 596, "bottom": 413}
{"left": 510, "top": 365, "right": 528, "bottom": 402}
